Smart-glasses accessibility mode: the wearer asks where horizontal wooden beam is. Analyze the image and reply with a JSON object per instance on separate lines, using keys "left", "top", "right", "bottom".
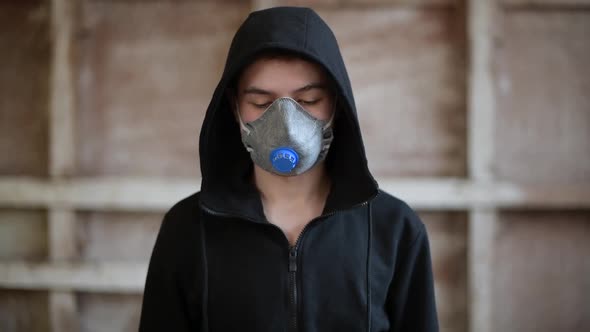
{"left": 0, "top": 177, "right": 589, "bottom": 211}
{"left": 0, "top": 177, "right": 199, "bottom": 211}
{"left": 0, "top": 262, "right": 146, "bottom": 293}
{"left": 500, "top": 1, "right": 590, "bottom": 11}
{"left": 252, "top": 0, "right": 458, "bottom": 11}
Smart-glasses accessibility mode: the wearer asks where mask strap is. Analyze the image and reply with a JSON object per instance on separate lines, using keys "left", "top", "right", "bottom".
{"left": 235, "top": 101, "right": 251, "bottom": 135}
{"left": 322, "top": 94, "right": 338, "bottom": 130}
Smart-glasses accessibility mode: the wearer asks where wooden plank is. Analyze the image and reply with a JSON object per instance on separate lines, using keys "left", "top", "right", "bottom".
{"left": 0, "top": 177, "right": 199, "bottom": 210}
{"left": 0, "top": 262, "right": 147, "bottom": 293}
{"left": 420, "top": 212, "right": 468, "bottom": 332}
{"left": 2, "top": 177, "right": 590, "bottom": 210}
{"left": 0, "top": 289, "right": 50, "bottom": 332}
{"left": 468, "top": 210, "right": 498, "bottom": 332}
{"left": 78, "top": 293, "right": 142, "bottom": 332}
{"left": 0, "top": 177, "right": 54, "bottom": 208}
{"left": 494, "top": 10, "right": 590, "bottom": 184}
{"left": 77, "top": 211, "right": 161, "bottom": 261}
{"left": 252, "top": 0, "right": 458, "bottom": 10}
{"left": 47, "top": 195, "right": 76, "bottom": 324}
{"left": 49, "top": 0, "right": 75, "bottom": 178}
{"left": 466, "top": 1, "right": 499, "bottom": 332}
{"left": 48, "top": 0, "right": 78, "bottom": 331}
{"left": 75, "top": 0, "right": 248, "bottom": 177}
{"left": 0, "top": 1, "right": 50, "bottom": 176}
{"left": 492, "top": 211, "right": 590, "bottom": 331}
{"left": 467, "top": 0, "right": 497, "bottom": 181}
{"left": 501, "top": 0, "right": 590, "bottom": 8}
{"left": 49, "top": 291, "right": 78, "bottom": 332}
{"left": 48, "top": 209, "right": 77, "bottom": 261}
{"left": 319, "top": 7, "right": 467, "bottom": 177}
{"left": 0, "top": 210, "right": 47, "bottom": 261}
{"left": 382, "top": 179, "right": 590, "bottom": 210}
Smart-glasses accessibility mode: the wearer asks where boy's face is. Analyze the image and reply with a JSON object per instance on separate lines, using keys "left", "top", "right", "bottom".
{"left": 235, "top": 57, "right": 335, "bottom": 123}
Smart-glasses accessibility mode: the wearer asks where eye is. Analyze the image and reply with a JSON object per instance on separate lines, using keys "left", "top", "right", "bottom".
{"left": 298, "top": 99, "right": 320, "bottom": 106}
{"left": 251, "top": 102, "right": 272, "bottom": 109}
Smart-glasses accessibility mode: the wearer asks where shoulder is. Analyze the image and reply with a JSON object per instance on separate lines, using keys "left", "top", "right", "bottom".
{"left": 165, "top": 191, "right": 201, "bottom": 221}
{"left": 370, "top": 189, "right": 426, "bottom": 249}
{"left": 147, "top": 192, "right": 204, "bottom": 285}
{"left": 156, "top": 191, "right": 202, "bottom": 245}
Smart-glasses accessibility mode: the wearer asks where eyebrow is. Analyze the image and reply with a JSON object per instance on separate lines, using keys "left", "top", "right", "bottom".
{"left": 242, "top": 87, "right": 273, "bottom": 95}
{"left": 293, "top": 82, "right": 328, "bottom": 93}
{"left": 242, "top": 82, "right": 328, "bottom": 96}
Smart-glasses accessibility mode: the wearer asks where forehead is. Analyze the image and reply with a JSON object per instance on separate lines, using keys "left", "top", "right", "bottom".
{"left": 237, "top": 56, "right": 328, "bottom": 89}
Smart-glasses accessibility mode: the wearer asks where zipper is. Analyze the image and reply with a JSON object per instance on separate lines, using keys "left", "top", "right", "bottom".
{"left": 200, "top": 191, "right": 378, "bottom": 332}
{"left": 288, "top": 246, "right": 298, "bottom": 332}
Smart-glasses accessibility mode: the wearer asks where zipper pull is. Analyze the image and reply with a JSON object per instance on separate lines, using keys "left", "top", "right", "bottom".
{"left": 289, "top": 247, "right": 298, "bottom": 272}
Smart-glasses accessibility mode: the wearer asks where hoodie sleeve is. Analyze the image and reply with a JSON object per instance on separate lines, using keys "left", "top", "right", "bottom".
{"left": 388, "top": 220, "right": 439, "bottom": 332}
{"left": 139, "top": 208, "right": 203, "bottom": 331}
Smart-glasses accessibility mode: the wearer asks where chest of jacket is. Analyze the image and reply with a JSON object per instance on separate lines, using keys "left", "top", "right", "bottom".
{"left": 200, "top": 205, "right": 395, "bottom": 332}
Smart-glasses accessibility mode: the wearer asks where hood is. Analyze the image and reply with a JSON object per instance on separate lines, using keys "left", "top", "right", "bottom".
{"left": 198, "top": 6, "right": 378, "bottom": 221}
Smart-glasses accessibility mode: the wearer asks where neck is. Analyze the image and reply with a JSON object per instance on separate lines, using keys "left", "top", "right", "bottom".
{"left": 253, "top": 163, "right": 331, "bottom": 206}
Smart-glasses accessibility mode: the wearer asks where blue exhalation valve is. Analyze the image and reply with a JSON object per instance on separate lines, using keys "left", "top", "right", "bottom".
{"left": 270, "top": 147, "right": 299, "bottom": 173}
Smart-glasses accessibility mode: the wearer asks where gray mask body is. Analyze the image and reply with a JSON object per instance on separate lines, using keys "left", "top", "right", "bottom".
{"left": 239, "top": 97, "right": 334, "bottom": 176}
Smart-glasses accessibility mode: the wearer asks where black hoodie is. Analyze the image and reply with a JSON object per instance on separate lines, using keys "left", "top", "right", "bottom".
{"left": 139, "top": 7, "right": 438, "bottom": 332}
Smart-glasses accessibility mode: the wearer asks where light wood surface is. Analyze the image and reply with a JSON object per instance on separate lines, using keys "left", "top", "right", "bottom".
{"left": 0, "top": 0, "right": 589, "bottom": 331}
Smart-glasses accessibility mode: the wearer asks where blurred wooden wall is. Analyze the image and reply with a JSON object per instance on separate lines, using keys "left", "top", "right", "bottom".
{"left": 0, "top": 0, "right": 589, "bottom": 331}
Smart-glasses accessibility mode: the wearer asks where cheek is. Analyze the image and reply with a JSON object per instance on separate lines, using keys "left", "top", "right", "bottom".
{"left": 238, "top": 103, "right": 265, "bottom": 123}
{"left": 307, "top": 100, "right": 334, "bottom": 122}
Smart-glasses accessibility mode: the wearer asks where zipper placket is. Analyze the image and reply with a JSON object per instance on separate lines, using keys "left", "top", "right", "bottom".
{"left": 201, "top": 193, "right": 377, "bottom": 332}
{"left": 288, "top": 246, "right": 298, "bottom": 332}
{"left": 283, "top": 195, "right": 376, "bottom": 332}
{"left": 287, "top": 217, "right": 318, "bottom": 332}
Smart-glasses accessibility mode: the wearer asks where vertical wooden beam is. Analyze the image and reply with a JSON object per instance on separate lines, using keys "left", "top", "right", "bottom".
{"left": 50, "top": 0, "right": 75, "bottom": 178}
{"left": 467, "top": 209, "right": 497, "bottom": 332}
{"left": 49, "top": 291, "right": 78, "bottom": 332}
{"left": 48, "top": 0, "right": 78, "bottom": 331}
{"left": 250, "top": 0, "right": 273, "bottom": 11}
{"left": 467, "top": 0, "right": 499, "bottom": 331}
{"left": 49, "top": 210, "right": 77, "bottom": 261}
{"left": 467, "top": 0, "right": 496, "bottom": 183}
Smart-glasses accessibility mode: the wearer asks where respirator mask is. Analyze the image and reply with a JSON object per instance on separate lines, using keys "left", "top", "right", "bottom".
{"left": 237, "top": 97, "right": 335, "bottom": 176}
